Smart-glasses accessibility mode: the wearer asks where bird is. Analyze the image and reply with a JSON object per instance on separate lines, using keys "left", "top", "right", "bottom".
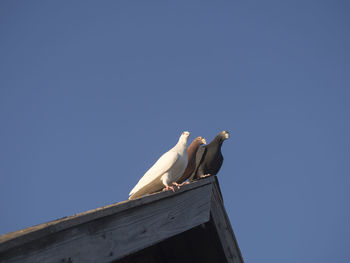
{"left": 189, "top": 130, "right": 230, "bottom": 181}
{"left": 129, "top": 131, "right": 190, "bottom": 200}
{"left": 176, "top": 136, "right": 206, "bottom": 185}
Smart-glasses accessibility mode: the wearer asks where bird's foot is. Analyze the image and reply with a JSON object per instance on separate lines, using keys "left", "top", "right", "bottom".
{"left": 172, "top": 182, "right": 182, "bottom": 189}
{"left": 177, "top": 181, "right": 190, "bottom": 187}
{"left": 162, "top": 185, "right": 175, "bottom": 192}
{"left": 199, "top": 174, "right": 211, "bottom": 179}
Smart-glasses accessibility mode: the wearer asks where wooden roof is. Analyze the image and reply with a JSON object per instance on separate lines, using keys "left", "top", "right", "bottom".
{"left": 0, "top": 176, "right": 244, "bottom": 263}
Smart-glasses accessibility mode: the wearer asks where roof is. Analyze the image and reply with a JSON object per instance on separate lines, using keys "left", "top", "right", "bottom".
{"left": 0, "top": 176, "right": 244, "bottom": 263}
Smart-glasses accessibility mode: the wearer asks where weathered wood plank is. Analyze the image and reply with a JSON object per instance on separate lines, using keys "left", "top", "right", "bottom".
{"left": 0, "top": 183, "right": 213, "bottom": 263}
{"left": 0, "top": 176, "right": 215, "bottom": 254}
{"left": 210, "top": 178, "right": 245, "bottom": 263}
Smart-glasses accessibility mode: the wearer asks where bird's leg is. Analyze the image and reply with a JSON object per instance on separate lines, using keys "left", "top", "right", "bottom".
{"left": 162, "top": 185, "right": 175, "bottom": 192}
{"left": 199, "top": 174, "right": 211, "bottom": 179}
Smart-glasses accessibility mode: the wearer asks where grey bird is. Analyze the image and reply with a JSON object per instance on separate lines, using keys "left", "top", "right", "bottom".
{"left": 189, "top": 131, "right": 230, "bottom": 181}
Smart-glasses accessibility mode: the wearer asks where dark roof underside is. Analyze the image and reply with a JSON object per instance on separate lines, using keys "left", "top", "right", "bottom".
{"left": 115, "top": 218, "right": 227, "bottom": 263}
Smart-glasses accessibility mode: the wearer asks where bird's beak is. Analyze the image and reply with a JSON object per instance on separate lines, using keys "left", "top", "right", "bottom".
{"left": 224, "top": 132, "right": 230, "bottom": 139}
{"left": 202, "top": 138, "right": 207, "bottom": 144}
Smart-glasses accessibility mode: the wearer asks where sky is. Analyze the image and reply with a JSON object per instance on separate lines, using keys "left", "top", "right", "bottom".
{"left": 1, "top": 1, "right": 349, "bottom": 262}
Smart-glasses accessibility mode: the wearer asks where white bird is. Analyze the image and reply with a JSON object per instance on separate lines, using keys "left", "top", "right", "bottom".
{"left": 129, "top": 131, "right": 190, "bottom": 200}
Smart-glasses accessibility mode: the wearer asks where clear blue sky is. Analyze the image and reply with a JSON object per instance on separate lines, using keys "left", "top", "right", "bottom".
{"left": 1, "top": 1, "right": 349, "bottom": 262}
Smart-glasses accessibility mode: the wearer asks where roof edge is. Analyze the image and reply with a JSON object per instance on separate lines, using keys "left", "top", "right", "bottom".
{"left": 0, "top": 176, "right": 217, "bottom": 253}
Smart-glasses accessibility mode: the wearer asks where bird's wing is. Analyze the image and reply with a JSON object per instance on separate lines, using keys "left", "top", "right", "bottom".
{"left": 129, "top": 150, "right": 180, "bottom": 196}
{"left": 129, "top": 179, "right": 164, "bottom": 200}
{"left": 189, "top": 146, "right": 206, "bottom": 181}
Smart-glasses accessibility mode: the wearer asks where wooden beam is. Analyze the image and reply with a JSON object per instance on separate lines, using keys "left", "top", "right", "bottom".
{"left": 0, "top": 177, "right": 214, "bottom": 253}
{"left": 210, "top": 177, "right": 245, "bottom": 263}
{"left": 0, "top": 176, "right": 245, "bottom": 263}
{"left": 0, "top": 180, "right": 214, "bottom": 263}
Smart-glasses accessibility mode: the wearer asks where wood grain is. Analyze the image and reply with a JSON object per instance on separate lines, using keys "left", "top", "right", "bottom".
{"left": 0, "top": 183, "right": 212, "bottom": 263}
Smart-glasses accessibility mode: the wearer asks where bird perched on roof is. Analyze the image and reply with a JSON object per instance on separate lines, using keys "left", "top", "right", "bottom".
{"left": 189, "top": 131, "right": 230, "bottom": 181}
{"left": 129, "top": 131, "right": 190, "bottom": 200}
{"left": 176, "top": 136, "right": 206, "bottom": 185}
